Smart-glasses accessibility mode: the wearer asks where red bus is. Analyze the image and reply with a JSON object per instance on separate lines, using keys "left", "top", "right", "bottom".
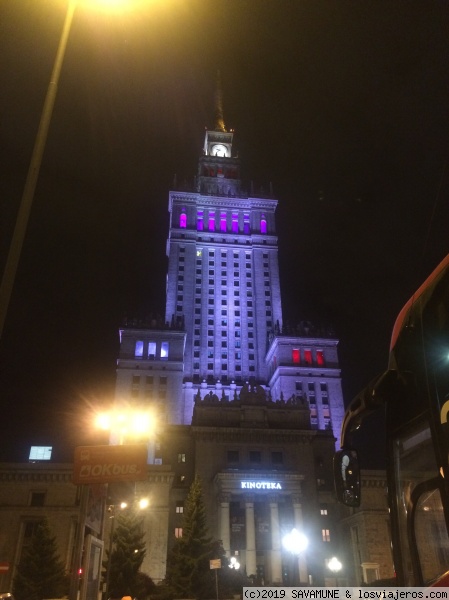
{"left": 334, "top": 254, "right": 449, "bottom": 586}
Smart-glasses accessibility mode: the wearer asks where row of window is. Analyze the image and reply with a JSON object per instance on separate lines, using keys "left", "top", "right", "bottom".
{"left": 179, "top": 209, "right": 267, "bottom": 235}
{"left": 227, "top": 450, "right": 283, "bottom": 464}
{"left": 292, "top": 348, "right": 325, "bottom": 366}
{"left": 185, "top": 248, "right": 270, "bottom": 258}
{"left": 135, "top": 340, "right": 169, "bottom": 360}
{"left": 295, "top": 381, "right": 328, "bottom": 395}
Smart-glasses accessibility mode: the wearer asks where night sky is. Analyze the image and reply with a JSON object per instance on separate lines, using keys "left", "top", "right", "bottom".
{"left": 1, "top": 0, "right": 449, "bottom": 463}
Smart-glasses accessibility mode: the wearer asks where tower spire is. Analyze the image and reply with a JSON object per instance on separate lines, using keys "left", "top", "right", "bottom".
{"left": 214, "top": 70, "right": 226, "bottom": 132}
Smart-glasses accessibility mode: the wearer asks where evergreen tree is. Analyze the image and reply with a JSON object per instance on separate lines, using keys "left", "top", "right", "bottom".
{"left": 165, "top": 475, "right": 227, "bottom": 600}
{"left": 13, "top": 519, "right": 67, "bottom": 600}
{"left": 105, "top": 508, "right": 147, "bottom": 599}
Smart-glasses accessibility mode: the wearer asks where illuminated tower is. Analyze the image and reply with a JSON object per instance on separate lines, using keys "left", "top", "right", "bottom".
{"left": 115, "top": 88, "right": 344, "bottom": 447}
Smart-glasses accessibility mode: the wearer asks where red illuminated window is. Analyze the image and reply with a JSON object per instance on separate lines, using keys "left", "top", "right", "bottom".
{"left": 316, "top": 350, "right": 325, "bottom": 366}
{"left": 292, "top": 349, "right": 300, "bottom": 364}
{"left": 304, "top": 349, "right": 312, "bottom": 365}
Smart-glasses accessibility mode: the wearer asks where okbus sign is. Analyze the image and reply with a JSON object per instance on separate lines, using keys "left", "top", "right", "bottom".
{"left": 73, "top": 444, "right": 148, "bottom": 485}
{"left": 241, "top": 481, "right": 282, "bottom": 490}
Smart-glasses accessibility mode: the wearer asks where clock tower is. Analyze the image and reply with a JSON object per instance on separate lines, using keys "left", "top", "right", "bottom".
{"left": 197, "top": 77, "right": 241, "bottom": 196}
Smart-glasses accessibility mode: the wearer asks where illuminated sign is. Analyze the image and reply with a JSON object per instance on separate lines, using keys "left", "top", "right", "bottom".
{"left": 241, "top": 481, "right": 282, "bottom": 490}
{"left": 73, "top": 444, "right": 148, "bottom": 484}
{"left": 29, "top": 446, "right": 52, "bottom": 461}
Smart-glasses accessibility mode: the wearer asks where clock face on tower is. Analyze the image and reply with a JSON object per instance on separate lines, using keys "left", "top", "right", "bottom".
{"left": 211, "top": 144, "right": 228, "bottom": 157}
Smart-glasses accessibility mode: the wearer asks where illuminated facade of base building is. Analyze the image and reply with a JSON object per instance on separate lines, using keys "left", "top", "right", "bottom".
{"left": 113, "top": 107, "right": 348, "bottom": 586}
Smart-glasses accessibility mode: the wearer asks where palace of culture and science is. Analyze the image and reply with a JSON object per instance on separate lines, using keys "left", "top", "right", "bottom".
{"left": 0, "top": 94, "right": 393, "bottom": 593}
{"left": 112, "top": 96, "right": 349, "bottom": 585}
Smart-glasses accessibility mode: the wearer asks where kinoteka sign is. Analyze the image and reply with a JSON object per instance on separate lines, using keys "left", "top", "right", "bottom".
{"left": 241, "top": 481, "right": 282, "bottom": 490}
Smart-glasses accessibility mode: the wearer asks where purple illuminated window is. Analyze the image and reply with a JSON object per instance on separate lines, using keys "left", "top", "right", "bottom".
{"left": 232, "top": 213, "right": 238, "bottom": 233}
{"left": 180, "top": 211, "right": 187, "bottom": 229}
{"left": 243, "top": 214, "right": 250, "bottom": 234}
{"left": 220, "top": 212, "right": 227, "bottom": 232}
{"left": 208, "top": 211, "right": 215, "bottom": 231}
{"left": 260, "top": 215, "right": 267, "bottom": 234}
{"left": 197, "top": 210, "right": 204, "bottom": 231}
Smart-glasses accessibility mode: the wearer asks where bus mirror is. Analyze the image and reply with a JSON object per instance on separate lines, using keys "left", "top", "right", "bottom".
{"left": 334, "top": 449, "right": 361, "bottom": 507}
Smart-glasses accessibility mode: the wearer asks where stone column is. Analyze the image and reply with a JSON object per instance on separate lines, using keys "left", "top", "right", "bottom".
{"left": 220, "top": 493, "right": 231, "bottom": 557}
{"left": 245, "top": 496, "right": 257, "bottom": 578}
{"left": 269, "top": 496, "right": 282, "bottom": 584}
{"left": 292, "top": 494, "right": 308, "bottom": 583}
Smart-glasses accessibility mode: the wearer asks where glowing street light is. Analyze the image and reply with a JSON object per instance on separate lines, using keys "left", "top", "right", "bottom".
{"left": 95, "top": 408, "right": 156, "bottom": 445}
{"left": 327, "top": 556, "right": 342, "bottom": 586}
{"left": 282, "top": 528, "right": 308, "bottom": 555}
{"left": 282, "top": 528, "right": 308, "bottom": 585}
{"left": 327, "top": 556, "right": 342, "bottom": 573}
{"left": 229, "top": 556, "right": 240, "bottom": 570}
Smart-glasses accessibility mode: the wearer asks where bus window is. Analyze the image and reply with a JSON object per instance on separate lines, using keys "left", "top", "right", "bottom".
{"left": 393, "top": 421, "right": 449, "bottom": 585}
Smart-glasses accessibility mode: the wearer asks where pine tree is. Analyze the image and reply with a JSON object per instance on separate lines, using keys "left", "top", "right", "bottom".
{"left": 13, "top": 519, "right": 67, "bottom": 600}
{"left": 105, "top": 508, "right": 147, "bottom": 599}
{"left": 165, "top": 475, "right": 227, "bottom": 600}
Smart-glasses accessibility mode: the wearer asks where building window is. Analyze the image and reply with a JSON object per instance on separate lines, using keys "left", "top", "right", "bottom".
{"left": 232, "top": 213, "right": 238, "bottom": 233}
{"left": 322, "top": 529, "right": 331, "bottom": 542}
{"left": 260, "top": 214, "right": 267, "bottom": 234}
{"left": 292, "top": 349, "right": 300, "bottom": 364}
{"left": 135, "top": 341, "right": 144, "bottom": 358}
{"left": 180, "top": 210, "right": 187, "bottom": 228}
{"left": 227, "top": 450, "right": 239, "bottom": 462}
{"left": 304, "top": 349, "right": 312, "bottom": 365}
{"left": 29, "top": 492, "right": 46, "bottom": 507}
{"left": 249, "top": 451, "right": 261, "bottom": 463}
{"left": 176, "top": 501, "right": 184, "bottom": 514}
{"left": 177, "top": 453, "right": 186, "bottom": 463}
{"left": 160, "top": 342, "right": 169, "bottom": 359}
{"left": 197, "top": 210, "right": 204, "bottom": 231}
{"left": 317, "top": 350, "right": 325, "bottom": 366}
{"left": 271, "top": 452, "right": 283, "bottom": 464}
{"left": 243, "top": 214, "right": 250, "bottom": 234}
{"left": 320, "top": 507, "right": 328, "bottom": 516}
{"left": 220, "top": 212, "right": 227, "bottom": 232}
{"left": 175, "top": 527, "right": 183, "bottom": 538}
{"left": 208, "top": 211, "right": 215, "bottom": 231}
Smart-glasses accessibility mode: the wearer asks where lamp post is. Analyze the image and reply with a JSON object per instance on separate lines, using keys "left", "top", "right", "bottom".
{"left": 327, "top": 556, "right": 342, "bottom": 586}
{"left": 0, "top": 0, "right": 76, "bottom": 340}
{"left": 282, "top": 528, "right": 308, "bottom": 585}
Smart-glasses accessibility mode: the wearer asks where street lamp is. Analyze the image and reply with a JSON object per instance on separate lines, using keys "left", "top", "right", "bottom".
{"left": 229, "top": 556, "right": 240, "bottom": 570}
{"left": 282, "top": 528, "right": 308, "bottom": 585}
{"left": 327, "top": 556, "right": 342, "bottom": 586}
{"left": 95, "top": 408, "right": 156, "bottom": 446}
{"left": 0, "top": 0, "right": 142, "bottom": 340}
{"left": 0, "top": 0, "right": 76, "bottom": 340}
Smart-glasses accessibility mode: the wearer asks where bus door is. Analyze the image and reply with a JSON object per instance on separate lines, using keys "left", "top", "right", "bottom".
{"left": 391, "top": 419, "right": 449, "bottom": 585}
